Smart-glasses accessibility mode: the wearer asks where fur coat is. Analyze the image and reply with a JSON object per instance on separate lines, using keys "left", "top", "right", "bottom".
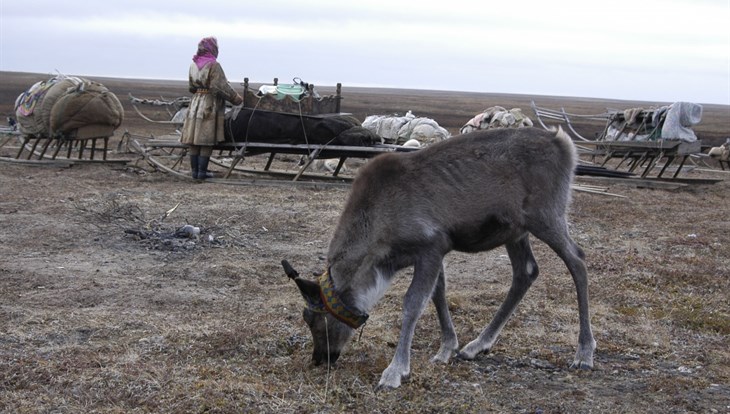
{"left": 180, "top": 62, "right": 240, "bottom": 146}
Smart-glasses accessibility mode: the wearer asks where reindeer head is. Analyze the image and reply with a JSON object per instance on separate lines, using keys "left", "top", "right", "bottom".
{"left": 282, "top": 260, "right": 362, "bottom": 366}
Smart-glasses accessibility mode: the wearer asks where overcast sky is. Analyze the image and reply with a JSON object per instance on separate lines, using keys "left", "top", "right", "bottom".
{"left": 1, "top": 0, "right": 729, "bottom": 105}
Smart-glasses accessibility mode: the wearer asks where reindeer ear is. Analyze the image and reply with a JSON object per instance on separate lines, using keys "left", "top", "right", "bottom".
{"left": 281, "top": 260, "right": 299, "bottom": 279}
{"left": 293, "top": 277, "right": 323, "bottom": 307}
{"left": 282, "top": 260, "right": 324, "bottom": 309}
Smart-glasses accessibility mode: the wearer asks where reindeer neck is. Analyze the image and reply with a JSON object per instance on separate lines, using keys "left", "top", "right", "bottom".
{"left": 329, "top": 256, "right": 392, "bottom": 314}
{"left": 327, "top": 192, "right": 394, "bottom": 316}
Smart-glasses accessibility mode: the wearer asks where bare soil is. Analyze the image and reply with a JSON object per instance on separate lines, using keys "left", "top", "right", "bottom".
{"left": 1, "top": 71, "right": 729, "bottom": 413}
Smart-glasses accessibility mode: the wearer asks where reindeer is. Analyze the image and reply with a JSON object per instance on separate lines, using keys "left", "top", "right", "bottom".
{"left": 282, "top": 126, "right": 596, "bottom": 390}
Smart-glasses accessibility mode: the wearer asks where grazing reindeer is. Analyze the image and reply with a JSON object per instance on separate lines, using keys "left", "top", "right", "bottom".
{"left": 282, "top": 126, "right": 596, "bottom": 390}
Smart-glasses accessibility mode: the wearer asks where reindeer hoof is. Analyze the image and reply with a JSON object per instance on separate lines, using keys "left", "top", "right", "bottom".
{"left": 456, "top": 339, "right": 491, "bottom": 360}
{"left": 430, "top": 354, "right": 450, "bottom": 364}
{"left": 570, "top": 360, "right": 594, "bottom": 370}
{"left": 375, "top": 383, "right": 397, "bottom": 392}
{"left": 570, "top": 341, "right": 596, "bottom": 370}
{"left": 431, "top": 347, "right": 457, "bottom": 363}
{"left": 455, "top": 351, "right": 471, "bottom": 360}
{"left": 455, "top": 346, "right": 483, "bottom": 361}
{"left": 377, "top": 367, "right": 408, "bottom": 390}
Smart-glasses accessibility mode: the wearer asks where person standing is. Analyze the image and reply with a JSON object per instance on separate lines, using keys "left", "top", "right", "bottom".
{"left": 180, "top": 36, "right": 243, "bottom": 179}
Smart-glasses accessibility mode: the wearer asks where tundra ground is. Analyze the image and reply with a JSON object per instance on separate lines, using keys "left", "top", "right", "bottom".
{"left": 1, "top": 72, "right": 728, "bottom": 413}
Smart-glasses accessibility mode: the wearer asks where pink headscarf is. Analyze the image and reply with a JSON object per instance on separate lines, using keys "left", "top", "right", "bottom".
{"left": 192, "top": 36, "right": 218, "bottom": 70}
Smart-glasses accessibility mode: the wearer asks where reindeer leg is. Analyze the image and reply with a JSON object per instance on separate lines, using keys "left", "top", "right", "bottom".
{"left": 431, "top": 263, "right": 458, "bottom": 363}
{"left": 378, "top": 254, "right": 443, "bottom": 390}
{"left": 565, "top": 244, "right": 596, "bottom": 370}
{"left": 458, "top": 235, "right": 538, "bottom": 359}
{"left": 531, "top": 219, "right": 596, "bottom": 370}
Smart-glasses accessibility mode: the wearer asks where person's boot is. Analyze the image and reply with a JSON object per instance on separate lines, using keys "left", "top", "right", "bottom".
{"left": 189, "top": 155, "right": 199, "bottom": 179}
{"left": 197, "top": 156, "right": 214, "bottom": 179}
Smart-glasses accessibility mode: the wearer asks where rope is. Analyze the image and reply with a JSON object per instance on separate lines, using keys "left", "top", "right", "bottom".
{"left": 296, "top": 99, "right": 314, "bottom": 159}
{"left": 324, "top": 316, "right": 330, "bottom": 404}
{"left": 225, "top": 95, "right": 264, "bottom": 161}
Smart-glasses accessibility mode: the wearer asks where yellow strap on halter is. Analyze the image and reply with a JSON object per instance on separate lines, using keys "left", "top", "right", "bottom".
{"left": 318, "top": 269, "right": 369, "bottom": 329}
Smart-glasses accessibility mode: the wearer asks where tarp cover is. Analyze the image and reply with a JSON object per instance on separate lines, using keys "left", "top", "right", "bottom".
{"left": 14, "top": 75, "right": 124, "bottom": 138}
{"left": 224, "top": 107, "right": 379, "bottom": 146}
{"left": 604, "top": 102, "right": 702, "bottom": 142}
{"left": 660, "top": 102, "right": 702, "bottom": 142}
{"left": 460, "top": 106, "right": 533, "bottom": 134}
{"left": 362, "top": 111, "right": 450, "bottom": 145}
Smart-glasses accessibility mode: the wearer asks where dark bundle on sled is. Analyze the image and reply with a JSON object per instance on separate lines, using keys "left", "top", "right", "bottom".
{"left": 223, "top": 107, "right": 380, "bottom": 147}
